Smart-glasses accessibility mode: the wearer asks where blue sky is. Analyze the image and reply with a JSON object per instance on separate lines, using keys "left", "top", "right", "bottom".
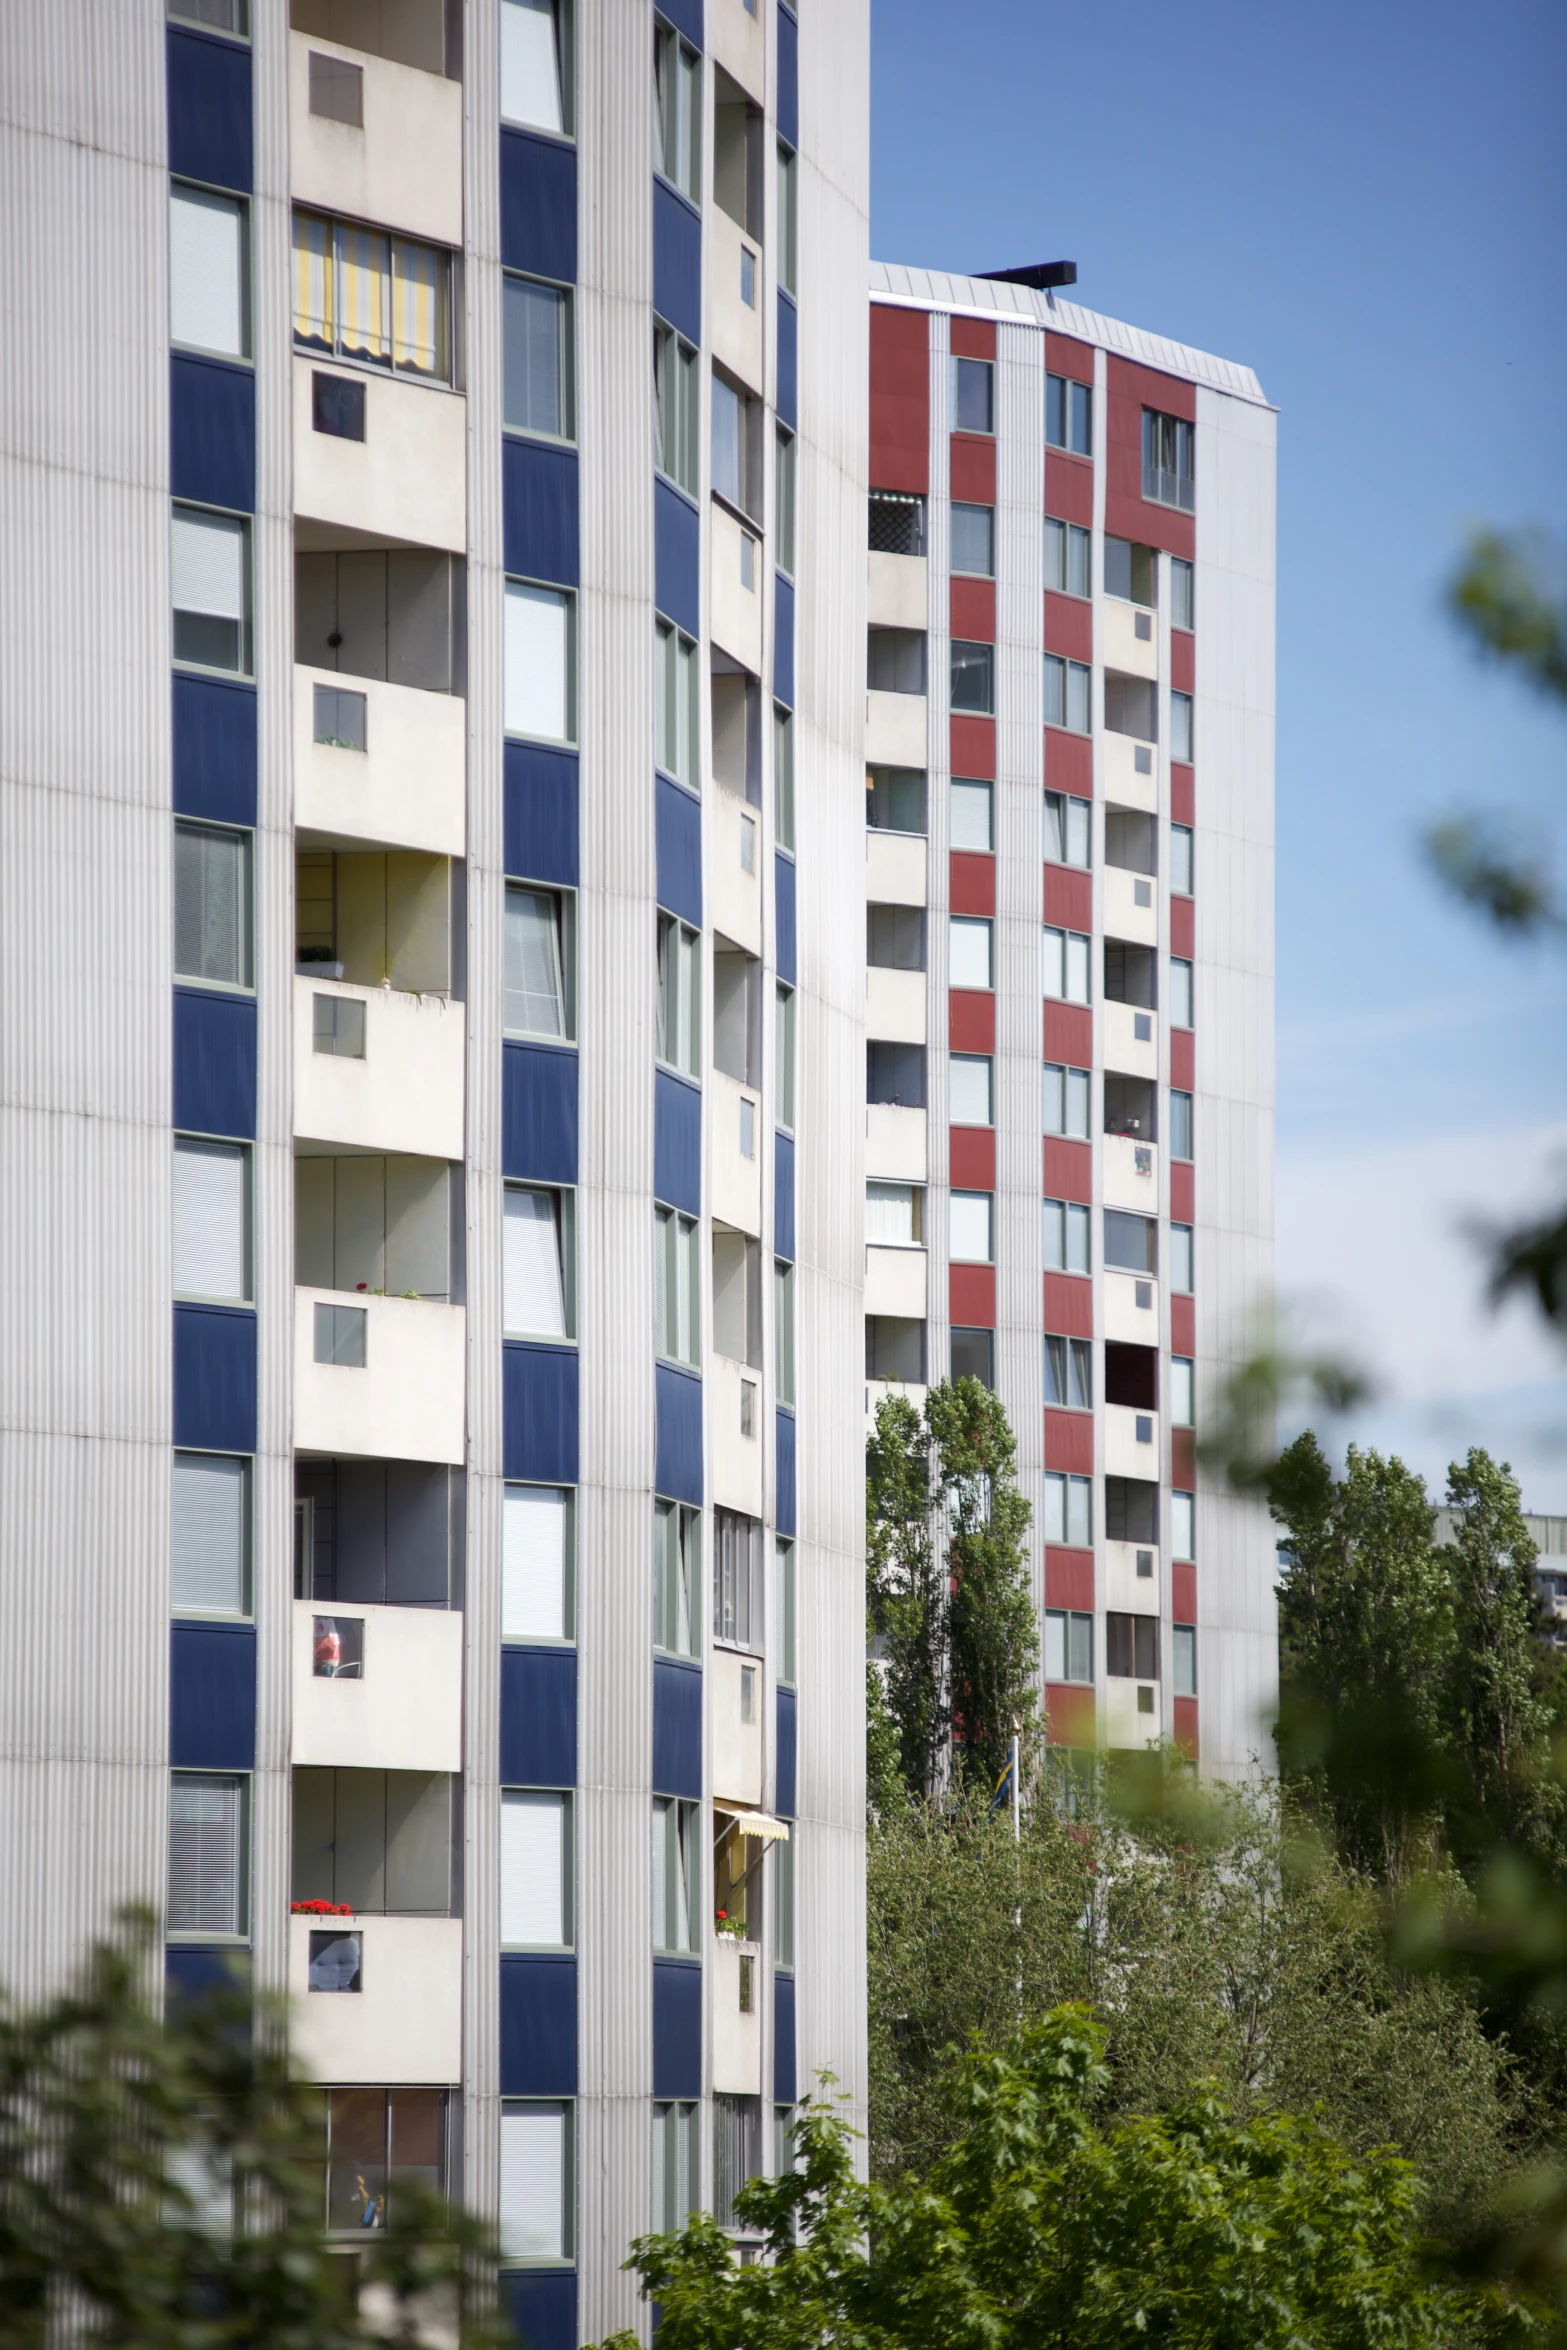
{"left": 871, "top": 0, "right": 1567, "bottom": 1508}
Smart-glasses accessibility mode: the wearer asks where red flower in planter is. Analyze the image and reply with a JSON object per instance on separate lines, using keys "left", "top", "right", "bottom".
{"left": 291, "top": 1899, "right": 354, "bottom": 1917}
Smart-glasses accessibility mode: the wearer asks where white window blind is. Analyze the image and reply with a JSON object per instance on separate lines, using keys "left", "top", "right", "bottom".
{"left": 503, "top": 1484, "right": 569, "bottom": 1641}
{"left": 171, "top": 509, "right": 245, "bottom": 623}
{"left": 170, "top": 185, "right": 245, "bottom": 357}
{"left": 500, "top": 0, "right": 564, "bottom": 134}
{"left": 504, "top": 582, "right": 570, "bottom": 742}
{"left": 499, "top": 2103, "right": 568, "bottom": 2262}
{"left": 949, "top": 1055, "right": 992, "bottom": 1127}
{"left": 172, "top": 1452, "right": 246, "bottom": 1614}
{"left": 504, "top": 888, "right": 566, "bottom": 1036}
{"left": 501, "top": 1791, "right": 566, "bottom": 1946}
{"left": 503, "top": 1188, "right": 565, "bottom": 1337}
{"left": 949, "top": 1192, "right": 992, "bottom": 1264}
{"left": 949, "top": 917, "right": 992, "bottom": 991}
{"left": 168, "top": 1774, "right": 244, "bottom": 1936}
{"left": 173, "top": 1139, "right": 247, "bottom": 1301}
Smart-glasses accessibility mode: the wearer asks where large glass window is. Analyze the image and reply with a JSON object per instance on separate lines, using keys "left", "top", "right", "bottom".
{"left": 168, "top": 1771, "right": 248, "bottom": 1938}
{"left": 173, "top": 1137, "right": 250, "bottom": 1303}
{"left": 504, "top": 275, "right": 574, "bottom": 440}
{"left": 950, "top": 503, "right": 994, "bottom": 578}
{"left": 1173, "top": 1623, "right": 1197, "bottom": 1697}
{"left": 1042, "top": 925, "right": 1091, "bottom": 1004}
{"left": 1043, "top": 1197, "right": 1090, "bottom": 1275}
{"left": 1170, "top": 1089, "right": 1194, "bottom": 1162}
{"left": 1170, "top": 823, "right": 1195, "bottom": 897}
{"left": 499, "top": 2100, "right": 575, "bottom": 2264}
{"left": 951, "top": 357, "right": 993, "bottom": 434}
{"left": 1043, "top": 653, "right": 1090, "bottom": 734}
{"left": 654, "top": 1499, "right": 701, "bottom": 1659}
{"left": 1043, "top": 1061, "right": 1091, "bottom": 1140}
{"left": 1044, "top": 791, "right": 1090, "bottom": 870}
{"left": 291, "top": 212, "right": 449, "bottom": 380}
{"left": 175, "top": 821, "right": 252, "bottom": 989}
{"left": 653, "top": 1796, "right": 700, "bottom": 1953}
{"left": 654, "top": 22, "right": 701, "bottom": 200}
{"left": 171, "top": 505, "right": 250, "bottom": 675}
{"left": 950, "top": 640, "right": 994, "bottom": 716}
{"left": 1171, "top": 1356, "right": 1195, "bottom": 1428}
{"left": 1044, "top": 1335, "right": 1091, "bottom": 1411}
{"left": 655, "top": 1206, "right": 700, "bottom": 1366}
{"left": 653, "top": 2102, "right": 700, "bottom": 2235}
{"left": 505, "top": 884, "right": 573, "bottom": 1038}
{"left": 1143, "top": 408, "right": 1195, "bottom": 512}
{"left": 657, "top": 914, "right": 701, "bottom": 1079}
{"left": 1104, "top": 1210, "right": 1157, "bottom": 1275}
{"left": 654, "top": 323, "right": 699, "bottom": 496}
{"left": 776, "top": 143, "right": 797, "bottom": 294}
{"left": 1170, "top": 959, "right": 1194, "bottom": 1032}
{"left": 712, "top": 373, "right": 759, "bottom": 519}
{"left": 170, "top": 184, "right": 247, "bottom": 358}
{"left": 501, "top": 1789, "right": 574, "bottom": 1950}
{"left": 1043, "top": 1472, "right": 1092, "bottom": 1547}
{"left": 504, "top": 583, "right": 576, "bottom": 744}
{"left": 714, "top": 1509, "right": 763, "bottom": 1649}
{"left": 501, "top": 0, "right": 573, "bottom": 136}
{"left": 1172, "top": 1489, "right": 1195, "bottom": 1560}
{"left": 172, "top": 1452, "right": 250, "bottom": 1617}
{"left": 1046, "top": 372, "right": 1092, "bottom": 455}
{"left": 503, "top": 1483, "right": 574, "bottom": 1642}
{"left": 1045, "top": 1608, "right": 1094, "bottom": 1682}
{"left": 318, "top": 2088, "right": 446, "bottom": 2235}
{"left": 1044, "top": 516, "right": 1090, "bottom": 598}
{"left": 655, "top": 619, "right": 699, "bottom": 788}
{"left": 503, "top": 1185, "right": 575, "bottom": 1340}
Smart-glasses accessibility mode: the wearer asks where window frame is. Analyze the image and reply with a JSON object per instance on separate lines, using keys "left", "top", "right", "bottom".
{"left": 1046, "top": 371, "right": 1092, "bottom": 457}
{"left": 1103, "top": 1209, "right": 1158, "bottom": 1277}
{"left": 1142, "top": 407, "right": 1195, "bottom": 513}
{"left": 504, "top": 878, "right": 577, "bottom": 1042}
{"left": 1043, "top": 790, "right": 1091, "bottom": 871}
{"left": 774, "top": 1258, "right": 796, "bottom": 1408}
{"left": 501, "top": 0, "right": 576, "bottom": 140}
{"left": 1170, "top": 1222, "right": 1195, "bottom": 1296}
{"left": 1172, "top": 1489, "right": 1196, "bottom": 1561}
{"left": 656, "top": 911, "right": 703, "bottom": 1081}
{"left": 949, "top": 776, "right": 992, "bottom": 852}
{"left": 655, "top": 1203, "right": 701, "bottom": 1368}
{"left": 171, "top": 502, "right": 253, "bottom": 679}
{"left": 1042, "top": 1196, "right": 1091, "bottom": 1277}
{"left": 1045, "top": 1607, "right": 1094, "bottom": 1684}
{"left": 1043, "top": 515, "right": 1091, "bottom": 599}
{"left": 949, "top": 914, "right": 993, "bottom": 993}
{"left": 711, "top": 367, "right": 760, "bottom": 525}
{"left": 950, "top": 355, "right": 994, "bottom": 436}
{"left": 653, "top": 18, "right": 702, "bottom": 203}
{"left": 167, "top": 1768, "right": 250, "bottom": 1942}
{"left": 1043, "top": 1471, "right": 1093, "bottom": 1548}
{"left": 654, "top": 1497, "right": 703, "bottom": 1660}
{"left": 773, "top": 704, "right": 795, "bottom": 851}
{"left": 173, "top": 1132, "right": 253, "bottom": 1306}
{"left": 1041, "top": 924, "right": 1091, "bottom": 1006}
{"left": 500, "top": 1787, "right": 576, "bottom": 1953}
{"left": 775, "top": 430, "right": 797, "bottom": 580}
{"left": 1172, "top": 1623, "right": 1197, "bottom": 1698}
{"left": 949, "top": 501, "right": 996, "bottom": 580}
{"left": 502, "top": 270, "right": 577, "bottom": 444}
{"left": 172, "top": 1449, "right": 253, "bottom": 1621}
{"left": 169, "top": 179, "right": 251, "bottom": 362}
{"left": 775, "top": 982, "right": 796, "bottom": 1135}
{"left": 1170, "top": 1356, "right": 1195, "bottom": 1429}
{"left": 502, "top": 1181, "right": 578, "bottom": 1344}
{"left": 654, "top": 319, "right": 700, "bottom": 498}
{"left": 168, "top": 0, "right": 249, "bottom": 34}
{"left": 499, "top": 2097, "right": 577, "bottom": 2269}
{"left": 655, "top": 616, "right": 700, "bottom": 790}
{"left": 653, "top": 2100, "right": 701, "bottom": 2236}
{"left": 776, "top": 141, "right": 798, "bottom": 296}
{"left": 775, "top": 1534, "right": 796, "bottom": 1687}
{"left": 772, "top": 1829, "right": 795, "bottom": 1970}
{"left": 290, "top": 209, "right": 453, "bottom": 384}
{"left": 948, "top": 1189, "right": 994, "bottom": 1266}
{"left": 1170, "top": 689, "right": 1195, "bottom": 765}
{"left": 504, "top": 577, "right": 578, "bottom": 747}
{"left": 503, "top": 1480, "right": 577, "bottom": 1646}
{"left": 653, "top": 1794, "right": 701, "bottom": 1955}
{"left": 174, "top": 818, "right": 254, "bottom": 994}
{"left": 1044, "top": 1333, "right": 1093, "bottom": 1412}
{"left": 950, "top": 638, "right": 995, "bottom": 717}
{"left": 1043, "top": 652, "right": 1091, "bottom": 736}
{"left": 1169, "top": 957, "right": 1194, "bottom": 1034}
{"left": 948, "top": 1051, "right": 994, "bottom": 1130}
{"left": 1170, "top": 556, "right": 1195, "bottom": 632}
{"left": 1170, "top": 823, "right": 1195, "bottom": 898}
{"left": 1043, "top": 1061, "right": 1092, "bottom": 1141}
{"left": 1170, "top": 1089, "right": 1194, "bottom": 1163}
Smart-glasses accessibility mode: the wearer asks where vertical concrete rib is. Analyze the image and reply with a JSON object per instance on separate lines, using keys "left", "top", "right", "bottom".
{"left": 923, "top": 318, "right": 952, "bottom": 1381}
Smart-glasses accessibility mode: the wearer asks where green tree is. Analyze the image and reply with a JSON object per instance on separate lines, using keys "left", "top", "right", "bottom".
{"left": 1439, "top": 1448, "right": 1557, "bottom": 1867}
{"left": 866, "top": 1392, "right": 944, "bottom": 1801}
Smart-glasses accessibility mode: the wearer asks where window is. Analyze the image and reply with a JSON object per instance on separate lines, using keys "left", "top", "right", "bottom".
{"left": 868, "top": 629, "right": 926, "bottom": 695}
{"left": 1044, "top": 1472, "right": 1092, "bottom": 1547}
{"left": 172, "top": 505, "right": 250, "bottom": 675}
{"left": 1171, "top": 1356, "right": 1195, "bottom": 1428}
{"left": 174, "top": 821, "right": 251, "bottom": 990}
{"left": 505, "top": 884, "right": 574, "bottom": 1038}
{"left": 1105, "top": 1074, "right": 1156, "bottom": 1142}
{"left": 949, "top": 1054, "right": 992, "bottom": 1127}
{"left": 170, "top": 0, "right": 248, "bottom": 31}
{"left": 774, "top": 1260, "right": 795, "bottom": 1405}
{"left": 502, "top": 0, "right": 573, "bottom": 136}
{"left": 776, "top": 985, "right": 796, "bottom": 1132}
{"left": 775, "top": 431, "right": 797, "bottom": 579}
{"left": 1042, "top": 925, "right": 1091, "bottom": 1005}
{"left": 713, "top": 944, "right": 761, "bottom": 1085}
{"left": 291, "top": 1769, "right": 453, "bottom": 1913}
{"left": 1043, "top": 1197, "right": 1090, "bottom": 1276}
{"left": 314, "top": 2087, "right": 447, "bottom": 2235}
{"left": 867, "top": 767, "right": 926, "bottom": 833}
{"left": 501, "top": 1790, "right": 573, "bottom": 1949}
{"left": 504, "top": 582, "right": 576, "bottom": 744}
{"left": 951, "top": 1326, "right": 993, "bottom": 1386}
{"left": 1104, "top": 1210, "right": 1157, "bottom": 1275}
{"left": 1046, "top": 372, "right": 1092, "bottom": 456}
{"left": 1170, "top": 1222, "right": 1194, "bottom": 1295}
{"left": 950, "top": 640, "right": 994, "bottom": 716}
{"left": 655, "top": 1205, "right": 700, "bottom": 1366}
{"left": 504, "top": 275, "right": 574, "bottom": 440}
{"left": 713, "top": 1509, "right": 763, "bottom": 1650}
{"left": 1170, "top": 1089, "right": 1194, "bottom": 1162}
{"left": 1045, "top": 1608, "right": 1094, "bottom": 1683}
{"left": 1105, "top": 673, "right": 1156, "bottom": 746}
{"left": 868, "top": 492, "right": 926, "bottom": 557}
{"left": 173, "top": 1452, "right": 250, "bottom": 1617}
{"left": 950, "top": 777, "right": 992, "bottom": 851}
{"left": 1044, "top": 791, "right": 1090, "bottom": 870}
{"left": 1044, "top": 517, "right": 1090, "bottom": 598}
{"left": 712, "top": 372, "right": 759, "bottom": 520}
{"left": 308, "top": 50, "right": 362, "bottom": 127}
{"left": 867, "top": 904, "right": 924, "bottom": 971}
{"left": 775, "top": 1536, "right": 796, "bottom": 1686}
{"left": 653, "top": 2103, "right": 700, "bottom": 2235}
{"left": 1171, "top": 690, "right": 1194, "bottom": 764}
{"left": 867, "top": 1040, "right": 925, "bottom": 1108}
{"left": 312, "top": 995, "right": 364, "bottom": 1058}
{"left": 1103, "top": 537, "right": 1157, "bottom": 607}
{"left": 777, "top": 144, "right": 798, "bottom": 295}
{"left": 714, "top": 2096, "right": 764, "bottom": 2233}
{"left": 949, "top": 1191, "right": 992, "bottom": 1264}
{"left": 503, "top": 1484, "right": 574, "bottom": 1642}
{"left": 657, "top": 915, "right": 701, "bottom": 1079}
{"left": 951, "top": 503, "right": 995, "bottom": 578}
{"left": 170, "top": 185, "right": 247, "bottom": 359}
{"left": 313, "top": 682, "right": 366, "bottom": 749}
{"left": 1043, "top": 653, "right": 1090, "bottom": 734}
{"left": 774, "top": 705, "right": 795, "bottom": 849}
{"left": 1171, "top": 557, "right": 1195, "bottom": 632}
{"left": 1105, "top": 808, "right": 1156, "bottom": 877}
{"left": 503, "top": 1185, "right": 575, "bottom": 1340}
{"left": 1107, "top": 1613, "right": 1160, "bottom": 1680}
{"left": 1143, "top": 408, "right": 1194, "bottom": 511}
{"left": 173, "top": 1137, "right": 249, "bottom": 1303}
{"left": 313, "top": 1302, "right": 366, "bottom": 1367}
{"left": 500, "top": 2101, "right": 575, "bottom": 2264}
{"left": 654, "top": 322, "right": 699, "bottom": 496}
{"left": 1173, "top": 1623, "right": 1197, "bottom": 1697}
{"left": 866, "top": 1182, "right": 920, "bottom": 1247}
{"left": 950, "top": 916, "right": 992, "bottom": 991}
{"left": 654, "top": 1499, "right": 701, "bottom": 1659}
{"left": 951, "top": 357, "right": 993, "bottom": 435}
{"left": 653, "top": 1796, "right": 700, "bottom": 1953}
{"left": 1170, "top": 823, "right": 1194, "bottom": 897}
{"left": 168, "top": 1772, "right": 247, "bottom": 1937}
{"left": 655, "top": 618, "right": 699, "bottom": 786}
{"left": 291, "top": 213, "right": 450, "bottom": 381}
{"left": 1172, "top": 1489, "right": 1195, "bottom": 1560}
{"left": 1043, "top": 1062, "right": 1091, "bottom": 1140}
{"left": 654, "top": 21, "right": 701, "bottom": 201}
{"left": 1169, "top": 958, "right": 1193, "bottom": 1032}
{"left": 1104, "top": 939, "right": 1156, "bottom": 1010}
{"left": 1044, "top": 1335, "right": 1092, "bottom": 1411}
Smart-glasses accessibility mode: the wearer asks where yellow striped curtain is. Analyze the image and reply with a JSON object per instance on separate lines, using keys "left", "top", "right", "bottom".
{"left": 392, "top": 241, "right": 444, "bottom": 377}
{"left": 338, "top": 225, "right": 391, "bottom": 364}
{"left": 292, "top": 212, "right": 333, "bottom": 349}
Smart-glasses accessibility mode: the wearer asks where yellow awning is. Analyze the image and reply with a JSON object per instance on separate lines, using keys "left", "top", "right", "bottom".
{"left": 712, "top": 1803, "right": 790, "bottom": 1843}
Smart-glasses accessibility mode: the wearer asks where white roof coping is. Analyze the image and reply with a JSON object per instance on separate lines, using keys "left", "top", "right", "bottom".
{"left": 869, "top": 259, "right": 1272, "bottom": 411}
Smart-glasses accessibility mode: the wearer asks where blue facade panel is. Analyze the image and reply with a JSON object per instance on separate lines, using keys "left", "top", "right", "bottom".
{"left": 170, "top": 355, "right": 255, "bottom": 515}
{"left": 167, "top": 27, "right": 252, "bottom": 193}
{"left": 499, "top": 1956, "right": 578, "bottom": 2094}
{"left": 774, "top": 1130, "right": 795, "bottom": 1262}
{"left": 654, "top": 477, "right": 700, "bottom": 638}
{"left": 774, "top": 572, "right": 795, "bottom": 710}
{"left": 170, "top": 1622, "right": 256, "bottom": 1769}
{"left": 173, "top": 675, "right": 256, "bottom": 826}
{"left": 173, "top": 1304, "right": 256, "bottom": 1452}
{"left": 654, "top": 1070, "right": 701, "bottom": 1218}
{"left": 500, "top": 129, "right": 577, "bottom": 283}
{"left": 652, "top": 1659, "right": 703, "bottom": 1798}
{"left": 652, "top": 1958, "right": 703, "bottom": 2100}
{"left": 777, "top": 292, "right": 798, "bottom": 430}
{"left": 502, "top": 438, "right": 580, "bottom": 587}
{"left": 652, "top": 179, "right": 702, "bottom": 346}
{"left": 503, "top": 1043, "right": 579, "bottom": 1185}
{"left": 500, "top": 1647, "right": 578, "bottom": 1788}
{"left": 501, "top": 2273, "right": 577, "bottom": 2350}
{"left": 503, "top": 1344, "right": 579, "bottom": 1484}
{"left": 657, "top": 0, "right": 704, "bottom": 46}
{"left": 775, "top": 855, "right": 797, "bottom": 984}
{"left": 776, "top": 1410, "right": 796, "bottom": 1539}
{"left": 775, "top": 1687, "right": 798, "bottom": 1820}
{"left": 174, "top": 988, "right": 256, "bottom": 1142}
{"left": 774, "top": 1970, "right": 798, "bottom": 2104}
{"left": 505, "top": 741, "right": 580, "bottom": 885}
{"left": 655, "top": 774, "right": 702, "bottom": 927}
{"left": 655, "top": 1364, "right": 702, "bottom": 1505}
{"left": 777, "top": 7, "right": 799, "bottom": 147}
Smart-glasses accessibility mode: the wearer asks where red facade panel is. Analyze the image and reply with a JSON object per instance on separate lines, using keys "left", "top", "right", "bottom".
{"left": 1043, "top": 865, "right": 1091, "bottom": 930}
{"left": 1044, "top": 1138, "right": 1091, "bottom": 1202}
{"left": 1173, "top": 1696, "right": 1199, "bottom": 1758}
{"left": 1169, "top": 895, "right": 1194, "bottom": 957}
{"left": 1046, "top": 1547, "right": 1095, "bottom": 1610}
{"left": 1105, "top": 355, "right": 1196, "bottom": 559}
{"left": 1045, "top": 331, "right": 1095, "bottom": 383}
{"left": 869, "top": 304, "right": 929, "bottom": 495}
{"left": 1170, "top": 630, "right": 1195, "bottom": 693}
{"left": 950, "top": 715, "right": 994, "bottom": 778}
{"left": 951, "top": 314, "right": 996, "bottom": 360}
{"left": 1046, "top": 1683, "right": 1096, "bottom": 1748}
{"left": 949, "top": 852, "right": 995, "bottom": 915}
{"left": 950, "top": 575, "right": 995, "bottom": 641}
{"left": 949, "top": 1124, "right": 995, "bottom": 1189}
{"left": 1045, "top": 1409, "right": 1094, "bottom": 1473}
{"left": 1172, "top": 1427, "right": 1196, "bottom": 1491}
{"left": 1044, "top": 591, "right": 1092, "bottom": 662}
{"left": 949, "top": 1262, "right": 995, "bottom": 1326}
{"left": 949, "top": 434, "right": 996, "bottom": 504}
{"left": 1172, "top": 1562, "right": 1197, "bottom": 1624}
{"left": 1043, "top": 1001, "right": 1091, "bottom": 1064}
{"left": 1170, "top": 1160, "right": 1194, "bottom": 1223}
{"left": 1170, "top": 1028, "right": 1194, "bottom": 1089}
{"left": 1170, "top": 763, "right": 1195, "bottom": 824}
{"left": 1043, "top": 728, "right": 1092, "bottom": 797}
{"left": 1044, "top": 1273, "right": 1093, "bottom": 1336}
{"left": 1170, "top": 1294, "right": 1195, "bottom": 1356}
{"left": 1045, "top": 452, "right": 1094, "bottom": 526}
{"left": 949, "top": 990, "right": 994, "bottom": 1052}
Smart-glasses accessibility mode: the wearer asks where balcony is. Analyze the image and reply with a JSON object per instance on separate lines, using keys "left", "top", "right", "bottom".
{"left": 1104, "top": 1539, "right": 1160, "bottom": 1613}
{"left": 866, "top": 826, "right": 927, "bottom": 908}
{"left": 294, "top": 665, "right": 465, "bottom": 857}
{"left": 708, "top": 205, "right": 765, "bottom": 399}
{"left": 295, "top": 1289, "right": 465, "bottom": 1465}
{"left": 1102, "top": 864, "right": 1157, "bottom": 946}
{"left": 294, "top": 976, "right": 464, "bottom": 1160}
{"left": 865, "top": 1243, "right": 927, "bottom": 1321}
{"left": 291, "top": 1598, "right": 462, "bottom": 1773}
{"left": 710, "top": 499, "right": 763, "bottom": 672}
{"left": 289, "top": 30, "right": 462, "bottom": 248}
{"left": 710, "top": 1934, "right": 763, "bottom": 2095}
{"left": 866, "top": 689, "right": 928, "bottom": 769}
{"left": 866, "top": 964, "right": 926, "bottom": 1047}
{"left": 867, "top": 550, "right": 928, "bottom": 632}
{"left": 1101, "top": 729, "right": 1157, "bottom": 813}
{"left": 288, "top": 1912, "right": 462, "bottom": 2084}
{"left": 712, "top": 1647, "right": 764, "bottom": 1808}
{"left": 710, "top": 1068, "right": 763, "bottom": 1238}
{"left": 710, "top": 1354, "right": 763, "bottom": 1517}
{"left": 294, "top": 357, "right": 466, "bottom": 553}
{"left": 1102, "top": 1271, "right": 1159, "bottom": 1345}
{"left": 1103, "top": 597, "right": 1158, "bottom": 680}
{"left": 1103, "top": 1678, "right": 1161, "bottom": 1753}
{"left": 866, "top": 1102, "right": 927, "bottom": 1182}
{"left": 1105, "top": 1402, "right": 1160, "bottom": 1479}
{"left": 1103, "top": 999, "right": 1158, "bottom": 1079}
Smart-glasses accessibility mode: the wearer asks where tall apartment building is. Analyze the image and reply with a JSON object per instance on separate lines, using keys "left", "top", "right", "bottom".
{"left": 0, "top": 0, "right": 869, "bottom": 2338}
{"left": 861, "top": 266, "right": 1277, "bottom": 1780}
